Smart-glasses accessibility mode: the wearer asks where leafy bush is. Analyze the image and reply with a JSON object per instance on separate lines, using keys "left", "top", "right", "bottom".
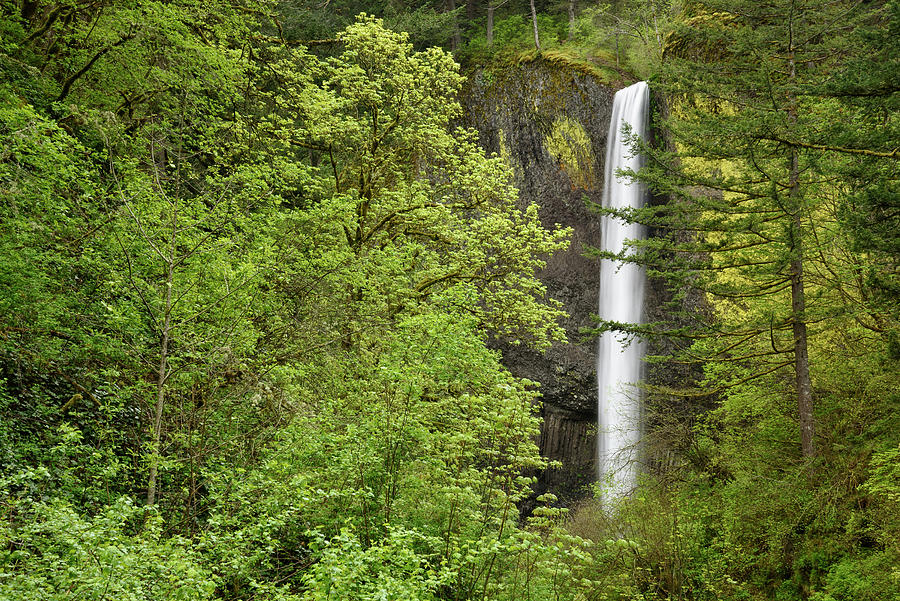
{"left": 301, "top": 527, "right": 448, "bottom": 601}
{"left": 0, "top": 494, "right": 214, "bottom": 600}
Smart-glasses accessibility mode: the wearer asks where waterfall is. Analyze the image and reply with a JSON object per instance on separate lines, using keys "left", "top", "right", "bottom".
{"left": 597, "top": 81, "right": 649, "bottom": 501}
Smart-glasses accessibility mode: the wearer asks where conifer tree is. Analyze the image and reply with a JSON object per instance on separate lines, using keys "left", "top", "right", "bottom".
{"left": 622, "top": 0, "right": 889, "bottom": 457}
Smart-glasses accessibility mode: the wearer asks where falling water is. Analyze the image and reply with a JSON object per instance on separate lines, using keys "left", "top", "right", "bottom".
{"left": 597, "top": 81, "right": 649, "bottom": 501}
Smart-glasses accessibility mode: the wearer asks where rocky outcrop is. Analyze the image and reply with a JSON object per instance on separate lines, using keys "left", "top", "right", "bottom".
{"left": 462, "top": 57, "right": 635, "bottom": 503}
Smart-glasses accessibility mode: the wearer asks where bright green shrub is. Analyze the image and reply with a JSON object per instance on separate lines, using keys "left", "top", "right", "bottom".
{"left": 0, "top": 494, "right": 214, "bottom": 600}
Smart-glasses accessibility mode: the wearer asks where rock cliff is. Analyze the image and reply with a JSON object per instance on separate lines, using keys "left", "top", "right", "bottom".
{"left": 462, "top": 56, "right": 635, "bottom": 503}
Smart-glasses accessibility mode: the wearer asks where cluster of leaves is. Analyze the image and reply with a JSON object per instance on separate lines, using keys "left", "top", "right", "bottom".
{"left": 0, "top": 2, "right": 605, "bottom": 599}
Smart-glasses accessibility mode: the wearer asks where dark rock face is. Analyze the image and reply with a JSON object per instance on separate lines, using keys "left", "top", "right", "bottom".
{"left": 461, "top": 58, "right": 623, "bottom": 503}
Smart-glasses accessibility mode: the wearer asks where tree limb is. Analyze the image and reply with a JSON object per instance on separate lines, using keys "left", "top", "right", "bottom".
{"left": 57, "top": 32, "right": 136, "bottom": 102}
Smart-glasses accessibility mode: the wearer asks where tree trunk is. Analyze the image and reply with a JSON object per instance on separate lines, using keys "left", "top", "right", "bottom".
{"left": 789, "top": 144, "right": 815, "bottom": 458}
{"left": 487, "top": 0, "right": 509, "bottom": 47}
{"left": 147, "top": 252, "right": 173, "bottom": 506}
{"left": 786, "top": 31, "right": 815, "bottom": 458}
{"left": 447, "top": 0, "right": 461, "bottom": 51}
{"left": 567, "top": 0, "right": 576, "bottom": 41}
{"left": 615, "top": 30, "right": 620, "bottom": 65}
{"left": 529, "top": 0, "right": 541, "bottom": 51}
{"left": 791, "top": 252, "right": 815, "bottom": 457}
{"left": 487, "top": 5, "right": 494, "bottom": 46}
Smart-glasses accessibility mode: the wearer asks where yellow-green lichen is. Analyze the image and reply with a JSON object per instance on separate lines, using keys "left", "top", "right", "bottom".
{"left": 497, "top": 127, "right": 519, "bottom": 179}
{"left": 544, "top": 117, "right": 596, "bottom": 190}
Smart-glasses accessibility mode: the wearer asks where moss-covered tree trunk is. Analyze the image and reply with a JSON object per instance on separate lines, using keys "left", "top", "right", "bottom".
{"left": 529, "top": 0, "right": 541, "bottom": 50}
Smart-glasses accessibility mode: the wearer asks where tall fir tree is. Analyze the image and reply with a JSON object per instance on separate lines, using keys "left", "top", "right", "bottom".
{"left": 623, "top": 0, "right": 891, "bottom": 457}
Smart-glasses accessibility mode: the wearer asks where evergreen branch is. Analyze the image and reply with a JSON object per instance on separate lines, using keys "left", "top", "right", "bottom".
{"left": 707, "top": 278, "right": 792, "bottom": 298}
{"left": 761, "top": 135, "right": 899, "bottom": 159}
{"left": 644, "top": 359, "right": 794, "bottom": 399}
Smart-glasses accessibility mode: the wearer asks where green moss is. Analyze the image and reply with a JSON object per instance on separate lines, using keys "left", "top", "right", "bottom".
{"left": 663, "top": 12, "right": 737, "bottom": 61}
{"left": 504, "top": 48, "right": 635, "bottom": 89}
{"left": 544, "top": 117, "right": 597, "bottom": 190}
{"left": 543, "top": 49, "right": 631, "bottom": 87}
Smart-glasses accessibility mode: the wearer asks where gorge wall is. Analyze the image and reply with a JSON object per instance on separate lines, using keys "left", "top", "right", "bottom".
{"left": 462, "top": 57, "right": 636, "bottom": 503}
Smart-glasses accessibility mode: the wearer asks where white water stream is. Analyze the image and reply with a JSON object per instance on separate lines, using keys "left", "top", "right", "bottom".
{"left": 597, "top": 81, "right": 649, "bottom": 501}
